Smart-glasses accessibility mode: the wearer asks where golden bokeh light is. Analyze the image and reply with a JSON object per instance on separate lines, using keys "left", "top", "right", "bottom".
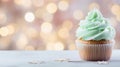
{"left": 43, "top": 12, "right": 53, "bottom": 22}
{"left": 14, "top": 0, "right": 32, "bottom": 8}
{"left": 62, "top": 20, "right": 73, "bottom": 30}
{"left": 58, "top": 0, "right": 69, "bottom": 11}
{"left": 0, "top": 37, "right": 11, "bottom": 49}
{"left": 48, "top": 33, "right": 57, "bottom": 42}
{"left": 54, "top": 41, "right": 64, "bottom": 51}
{"left": 46, "top": 42, "right": 54, "bottom": 50}
{"left": 41, "top": 22, "right": 53, "bottom": 33}
{"left": 68, "top": 44, "right": 76, "bottom": 50}
{"left": 25, "top": 45, "right": 35, "bottom": 50}
{"left": 0, "top": 10, "right": 7, "bottom": 24}
{"left": 46, "top": 3, "right": 57, "bottom": 14}
{"left": 0, "top": 25, "right": 15, "bottom": 37}
{"left": 32, "top": 0, "right": 44, "bottom": 7}
{"left": 73, "top": 10, "right": 84, "bottom": 20}
{"left": 89, "top": 2, "right": 100, "bottom": 10}
{"left": 40, "top": 32, "right": 57, "bottom": 44}
{"left": 46, "top": 33, "right": 57, "bottom": 42}
{"left": 35, "top": 8, "right": 45, "bottom": 19}
{"left": 58, "top": 27, "right": 69, "bottom": 39}
{"left": 6, "top": 25, "right": 15, "bottom": 35}
{"left": 111, "top": 4, "right": 120, "bottom": 16}
{"left": 25, "top": 27, "right": 38, "bottom": 38}
{"left": 116, "top": 16, "right": 120, "bottom": 21}
{"left": 24, "top": 12, "right": 35, "bottom": 22}
{"left": 35, "top": 9, "right": 53, "bottom": 21}
{"left": 0, "top": 26, "right": 9, "bottom": 36}
{"left": 46, "top": 41, "right": 64, "bottom": 50}
{"left": 16, "top": 34, "right": 28, "bottom": 49}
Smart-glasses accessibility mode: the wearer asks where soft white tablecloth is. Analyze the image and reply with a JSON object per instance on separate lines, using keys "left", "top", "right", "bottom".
{"left": 0, "top": 50, "right": 120, "bottom": 67}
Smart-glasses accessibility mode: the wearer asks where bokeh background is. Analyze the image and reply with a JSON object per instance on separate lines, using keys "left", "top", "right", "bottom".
{"left": 0, "top": 0, "right": 119, "bottom": 50}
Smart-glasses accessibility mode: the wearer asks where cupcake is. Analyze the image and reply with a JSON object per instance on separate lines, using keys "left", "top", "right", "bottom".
{"left": 76, "top": 9, "right": 116, "bottom": 61}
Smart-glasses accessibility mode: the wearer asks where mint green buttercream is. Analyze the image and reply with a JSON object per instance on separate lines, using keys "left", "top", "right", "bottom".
{"left": 76, "top": 9, "right": 115, "bottom": 40}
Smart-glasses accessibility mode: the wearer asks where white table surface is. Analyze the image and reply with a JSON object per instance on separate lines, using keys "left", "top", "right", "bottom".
{"left": 0, "top": 50, "right": 120, "bottom": 67}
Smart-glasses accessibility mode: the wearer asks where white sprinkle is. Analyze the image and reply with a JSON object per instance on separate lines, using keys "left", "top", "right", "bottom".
{"left": 97, "top": 61, "right": 109, "bottom": 64}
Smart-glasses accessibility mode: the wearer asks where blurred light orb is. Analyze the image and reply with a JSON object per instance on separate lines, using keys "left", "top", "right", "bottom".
{"left": 16, "top": 34, "right": 28, "bottom": 49}
{"left": 0, "top": 37, "right": 10, "bottom": 49}
{"left": 46, "top": 3, "right": 57, "bottom": 14}
{"left": 43, "top": 12, "right": 53, "bottom": 22}
{"left": 35, "top": 9, "right": 45, "bottom": 19}
{"left": 46, "top": 41, "right": 64, "bottom": 50}
{"left": 111, "top": 4, "right": 120, "bottom": 16}
{"left": 54, "top": 42, "right": 64, "bottom": 51}
{"left": 62, "top": 20, "right": 73, "bottom": 30}
{"left": 68, "top": 44, "right": 76, "bottom": 50}
{"left": 46, "top": 42, "right": 54, "bottom": 50}
{"left": 48, "top": 33, "right": 57, "bottom": 42}
{"left": 41, "top": 22, "right": 53, "bottom": 33}
{"left": 25, "top": 45, "right": 35, "bottom": 50}
{"left": 32, "top": 0, "right": 44, "bottom": 7}
{"left": 116, "top": 16, "right": 120, "bottom": 21}
{"left": 58, "top": 27, "right": 69, "bottom": 39}
{"left": 0, "top": 25, "right": 15, "bottom": 37}
{"left": 0, "top": 10, "right": 7, "bottom": 24}
{"left": 58, "top": 0, "right": 69, "bottom": 11}
{"left": 73, "top": 10, "right": 84, "bottom": 20}
{"left": 25, "top": 27, "right": 38, "bottom": 38}
{"left": 89, "top": 2, "right": 100, "bottom": 10}
{"left": 0, "top": 27, "right": 9, "bottom": 36}
{"left": 24, "top": 12, "right": 35, "bottom": 22}
{"left": 14, "top": 0, "right": 32, "bottom": 8}
{"left": 6, "top": 25, "right": 15, "bottom": 35}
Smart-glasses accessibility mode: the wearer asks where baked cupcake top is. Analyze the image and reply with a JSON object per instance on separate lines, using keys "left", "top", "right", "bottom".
{"left": 76, "top": 9, "right": 115, "bottom": 40}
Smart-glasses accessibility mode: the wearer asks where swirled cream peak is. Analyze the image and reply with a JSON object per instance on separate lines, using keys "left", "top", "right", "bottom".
{"left": 76, "top": 9, "right": 115, "bottom": 40}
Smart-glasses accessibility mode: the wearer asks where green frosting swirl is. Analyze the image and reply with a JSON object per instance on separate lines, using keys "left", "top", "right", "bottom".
{"left": 76, "top": 9, "right": 115, "bottom": 40}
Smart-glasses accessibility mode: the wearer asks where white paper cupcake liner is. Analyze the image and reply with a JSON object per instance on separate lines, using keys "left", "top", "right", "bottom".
{"left": 75, "top": 40, "right": 115, "bottom": 61}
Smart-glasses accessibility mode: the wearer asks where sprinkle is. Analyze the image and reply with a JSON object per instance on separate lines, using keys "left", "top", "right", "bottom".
{"left": 97, "top": 61, "right": 109, "bottom": 64}
{"left": 55, "top": 58, "right": 70, "bottom": 62}
{"left": 28, "top": 60, "right": 45, "bottom": 64}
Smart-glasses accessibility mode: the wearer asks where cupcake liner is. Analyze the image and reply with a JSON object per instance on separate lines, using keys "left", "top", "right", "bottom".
{"left": 75, "top": 40, "right": 115, "bottom": 61}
